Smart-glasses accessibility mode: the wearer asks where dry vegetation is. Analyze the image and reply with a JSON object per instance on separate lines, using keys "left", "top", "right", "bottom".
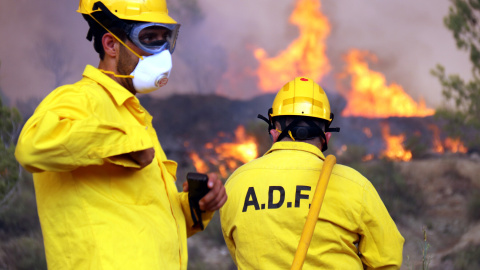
{"left": 396, "top": 155, "right": 480, "bottom": 270}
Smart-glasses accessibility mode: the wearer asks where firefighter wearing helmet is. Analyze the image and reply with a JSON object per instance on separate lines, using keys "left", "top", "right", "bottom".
{"left": 14, "top": 1, "right": 227, "bottom": 269}
{"left": 220, "top": 77, "right": 404, "bottom": 269}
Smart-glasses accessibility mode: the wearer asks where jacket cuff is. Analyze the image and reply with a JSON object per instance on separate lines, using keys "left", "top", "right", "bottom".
{"left": 179, "top": 192, "right": 215, "bottom": 237}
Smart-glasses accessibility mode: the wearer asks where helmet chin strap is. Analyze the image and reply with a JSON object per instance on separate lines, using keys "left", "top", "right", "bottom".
{"left": 258, "top": 110, "right": 340, "bottom": 152}
{"left": 98, "top": 69, "right": 134, "bottom": 78}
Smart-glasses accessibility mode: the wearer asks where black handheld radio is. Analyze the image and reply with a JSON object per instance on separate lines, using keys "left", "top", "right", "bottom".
{"left": 187, "top": 172, "right": 210, "bottom": 230}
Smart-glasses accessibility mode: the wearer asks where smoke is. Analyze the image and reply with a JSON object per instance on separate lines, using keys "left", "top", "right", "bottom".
{"left": 0, "top": 0, "right": 96, "bottom": 105}
{"left": 323, "top": 0, "right": 472, "bottom": 108}
{"left": 0, "top": 0, "right": 472, "bottom": 108}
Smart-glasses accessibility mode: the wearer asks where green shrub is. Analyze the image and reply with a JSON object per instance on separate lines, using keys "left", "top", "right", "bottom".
{"left": 336, "top": 144, "right": 368, "bottom": 167}
{"left": 444, "top": 244, "right": 480, "bottom": 270}
{"left": 405, "top": 135, "right": 430, "bottom": 159}
{"left": 0, "top": 173, "right": 41, "bottom": 235}
{"left": 1, "top": 234, "right": 47, "bottom": 270}
{"left": 357, "top": 159, "right": 424, "bottom": 219}
{"left": 467, "top": 190, "right": 480, "bottom": 221}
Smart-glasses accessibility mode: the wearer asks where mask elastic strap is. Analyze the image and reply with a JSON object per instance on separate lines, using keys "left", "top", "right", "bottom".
{"left": 98, "top": 69, "right": 134, "bottom": 78}
{"left": 273, "top": 128, "right": 296, "bottom": 141}
{"left": 86, "top": 2, "right": 144, "bottom": 60}
{"left": 288, "top": 130, "right": 296, "bottom": 141}
{"left": 277, "top": 118, "right": 302, "bottom": 142}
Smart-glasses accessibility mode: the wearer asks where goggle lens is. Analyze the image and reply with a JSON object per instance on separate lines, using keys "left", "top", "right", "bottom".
{"left": 129, "top": 23, "right": 180, "bottom": 54}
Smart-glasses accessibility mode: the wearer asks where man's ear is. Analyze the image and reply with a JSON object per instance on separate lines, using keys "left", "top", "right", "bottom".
{"left": 270, "top": 129, "right": 280, "bottom": 142}
{"left": 102, "top": 33, "right": 119, "bottom": 58}
{"left": 325, "top": 132, "right": 332, "bottom": 144}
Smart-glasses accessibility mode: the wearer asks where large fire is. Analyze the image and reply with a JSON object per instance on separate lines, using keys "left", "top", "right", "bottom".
{"left": 340, "top": 50, "right": 435, "bottom": 118}
{"left": 209, "top": 0, "right": 467, "bottom": 167}
{"left": 189, "top": 125, "right": 258, "bottom": 178}
{"left": 254, "top": 0, "right": 331, "bottom": 92}
{"left": 253, "top": 0, "right": 434, "bottom": 119}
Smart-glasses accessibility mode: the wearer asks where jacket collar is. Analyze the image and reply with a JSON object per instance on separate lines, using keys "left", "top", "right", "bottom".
{"left": 82, "top": 65, "right": 136, "bottom": 106}
{"left": 265, "top": 141, "right": 326, "bottom": 161}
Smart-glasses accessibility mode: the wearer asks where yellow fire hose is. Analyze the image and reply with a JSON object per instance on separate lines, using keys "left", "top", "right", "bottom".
{"left": 291, "top": 154, "right": 337, "bottom": 270}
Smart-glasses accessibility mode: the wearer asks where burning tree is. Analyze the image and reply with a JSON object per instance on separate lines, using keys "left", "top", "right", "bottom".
{"left": 431, "top": 0, "right": 480, "bottom": 148}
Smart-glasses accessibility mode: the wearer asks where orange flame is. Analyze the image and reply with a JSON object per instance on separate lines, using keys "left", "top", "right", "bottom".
{"left": 380, "top": 122, "right": 412, "bottom": 161}
{"left": 444, "top": 137, "right": 468, "bottom": 153}
{"left": 189, "top": 152, "right": 209, "bottom": 174}
{"left": 363, "top": 127, "right": 373, "bottom": 138}
{"left": 336, "top": 144, "right": 347, "bottom": 156}
{"left": 428, "top": 124, "right": 445, "bottom": 153}
{"left": 188, "top": 125, "right": 258, "bottom": 178}
{"left": 254, "top": 0, "right": 330, "bottom": 92}
{"left": 428, "top": 124, "right": 468, "bottom": 154}
{"left": 340, "top": 50, "right": 435, "bottom": 118}
{"left": 214, "top": 126, "right": 258, "bottom": 164}
{"left": 362, "top": 154, "right": 374, "bottom": 162}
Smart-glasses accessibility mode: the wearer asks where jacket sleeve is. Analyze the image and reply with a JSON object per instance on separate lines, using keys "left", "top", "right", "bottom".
{"left": 358, "top": 182, "right": 405, "bottom": 269}
{"left": 15, "top": 86, "right": 153, "bottom": 173}
{"left": 220, "top": 206, "right": 237, "bottom": 266}
{"left": 178, "top": 191, "right": 215, "bottom": 238}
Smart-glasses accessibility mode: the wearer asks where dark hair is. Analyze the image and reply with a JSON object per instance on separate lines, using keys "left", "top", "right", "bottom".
{"left": 272, "top": 115, "right": 327, "bottom": 132}
{"left": 82, "top": 14, "right": 128, "bottom": 60}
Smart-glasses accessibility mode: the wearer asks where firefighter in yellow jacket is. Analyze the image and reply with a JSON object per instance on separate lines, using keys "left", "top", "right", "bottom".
{"left": 14, "top": 1, "right": 227, "bottom": 269}
{"left": 220, "top": 77, "right": 404, "bottom": 269}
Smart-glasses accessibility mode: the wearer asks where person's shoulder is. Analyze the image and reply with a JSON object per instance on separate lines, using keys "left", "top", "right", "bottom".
{"left": 331, "top": 163, "right": 370, "bottom": 188}
{"left": 224, "top": 156, "right": 265, "bottom": 187}
{"left": 47, "top": 74, "right": 96, "bottom": 94}
{"left": 35, "top": 77, "right": 103, "bottom": 113}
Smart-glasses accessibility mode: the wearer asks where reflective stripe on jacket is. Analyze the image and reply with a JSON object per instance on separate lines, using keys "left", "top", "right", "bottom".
{"left": 15, "top": 65, "right": 213, "bottom": 270}
{"left": 220, "top": 141, "right": 404, "bottom": 269}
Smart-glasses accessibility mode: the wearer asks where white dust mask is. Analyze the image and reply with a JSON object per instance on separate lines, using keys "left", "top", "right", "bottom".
{"left": 130, "top": 49, "right": 172, "bottom": 94}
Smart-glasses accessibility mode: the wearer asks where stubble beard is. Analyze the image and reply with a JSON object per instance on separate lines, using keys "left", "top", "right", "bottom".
{"left": 117, "top": 45, "right": 139, "bottom": 95}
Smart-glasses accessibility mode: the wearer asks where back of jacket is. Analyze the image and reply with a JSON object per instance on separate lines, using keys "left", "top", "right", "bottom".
{"left": 220, "top": 141, "right": 404, "bottom": 269}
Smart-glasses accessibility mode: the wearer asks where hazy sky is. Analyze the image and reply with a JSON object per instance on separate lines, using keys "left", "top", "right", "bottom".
{"left": 0, "top": 0, "right": 471, "bottom": 109}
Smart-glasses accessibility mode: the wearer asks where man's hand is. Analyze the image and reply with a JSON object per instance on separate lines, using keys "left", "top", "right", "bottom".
{"left": 128, "top": 148, "right": 155, "bottom": 169}
{"left": 183, "top": 173, "right": 227, "bottom": 211}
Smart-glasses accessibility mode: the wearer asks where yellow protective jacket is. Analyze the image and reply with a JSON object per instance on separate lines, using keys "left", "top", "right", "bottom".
{"left": 220, "top": 141, "right": 404, "bottom": 269}
{"left": 15, "top": 65, "right": 213, "bottom": 270}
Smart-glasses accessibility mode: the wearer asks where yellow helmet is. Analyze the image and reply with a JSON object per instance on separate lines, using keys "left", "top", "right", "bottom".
{"left": 77, "top": 0, "right": 177, "bottom": 24}
{"left": 78, "top": 0, "right": 180, "bottom": 55}
{"left": 257, "top": 77, "right": 339, "bottom": 151}
{"left": 271, "top": 77, "right": 332, "bottom": 121}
